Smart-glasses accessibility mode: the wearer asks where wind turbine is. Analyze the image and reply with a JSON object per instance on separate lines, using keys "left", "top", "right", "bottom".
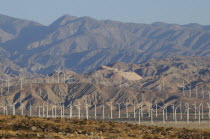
{"left": 193, "top": 102, "right": 197, "bottom": 119}
{"left": 94, "top": 102, "right": 97, "bottom": 120}
{"left": 109, "top": 102, "right": 113, "bottom": 119}
{"left": 51, "top": 102, "right": 54, "bottom": 118}
{"left": 42, "top": 102, "right": 45, "bottom": 117}
{"left": 133, "top": 101, "right": 136, "bottom": 119}
{"left": 195, "top": 85, "right": 198, "bottom": 98}
{"left": 201, "top": 86, "right": 205, "bottom": 99}
{"left": 54, "top": 69, "right": 61, "bottom": 83}
{"left": 3, "top": 100, "right": 8, "bottom": 115}
{"left": 137, "top": 108, "right": 141, "bottom": 124}
{"left": 0, "top": 103, "right": 5, "bottom": 115}
{"left": 199, "top": 103, "right": 204, "bottom": 119}
{"left": 198, "top": 103, "right": 203, "bottom": 124}
{"left": 154, "top": 101, "right": 158, "bottom": 118}
{"left": 207, "top": 103, "right": 210, "bottom": 119}
{"left": 46, "top": 100, "right": 49, "bottom": 118}
{"left": 124, "top": 102, "right": 129, "bottom": 119}
{"left": 116, "top": 102, "right": 121, "bottom": 119}
{"left": 37, "top": 101, "right": 41, "bottom": 117}
{"left": 185, "top": 103, "right": 190, "bottom": 124}
{"left": 75, "top": 102, "right": 81, "bottom": 119}
{"left": 9, "top": 102, "right": 16, "bottom": 115}
{"left": 0, "top": 79, "right": 6, "bottom": 96}
{"left": 174, "top": 104, "right": 180, "bottom": 124}
{"left": 67, "top": 102, "right": 73, "bottom": 119}
{"left": 170, "top": 103, "right": 175, "bottom": 120}
{"left": 19, "top": 74, "right": 24, "bottom": 90}
{"left": 159, "top": 104, "right": 167, "bottom": 124}
{"left": 62, "top": 69, "right": 66, "bottom": 83}
{"left": 29, "top": 102, "right": 33, "bottom": 116}
{"left": 147, "top": 104, "right": 151, "bottom": 118}
{"left": 101, "top": 102, "right": 105, "bottom": 120}
{"left": 5, "top": 73, "right": 12, "bottom": 93}
{"left": 189, "top": 85, "right": 192, "bottom": 98}
{"left": 85, "top": 100, "right": 90, "bottom": 120}
{"left": 150, "top": 107, "right": 155, "bottom": 124}
{"left": 182, "top": 80, "right": 185, "bottom": 96}
{"left": 208, "top": 91, "right": 210, "bottom": 100}
{"left": 20, "top": 102, "right": 24, "bottom": 116}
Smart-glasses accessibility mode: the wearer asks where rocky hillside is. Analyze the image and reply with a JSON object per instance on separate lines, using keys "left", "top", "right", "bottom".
{"left": 0, "top": 56, "right": 209, "bottom": 115}
{"left": 0, "top": 14, "right": 210, "bottom": 74}
{"left": 87, "top": 56, "right": 210, "bottom": 94}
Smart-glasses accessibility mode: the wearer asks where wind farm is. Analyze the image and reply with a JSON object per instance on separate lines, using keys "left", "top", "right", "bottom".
{"left": 0, "top": 57, "right": 209, "bottom": 128}
{"left": 0, "top": 5, "right": 210, "bottom": 137}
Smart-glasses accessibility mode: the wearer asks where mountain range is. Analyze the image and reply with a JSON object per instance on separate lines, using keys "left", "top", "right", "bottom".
{"left": 0, "top": 14, "right": 210, "bottom": 75}
{"left": 0, "top": 56, "right": 209, "bottom": 114}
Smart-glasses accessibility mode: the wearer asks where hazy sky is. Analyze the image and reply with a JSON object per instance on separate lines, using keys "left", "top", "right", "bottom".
{"left": 0, "top": 0, "right": 209, "bottom": 25}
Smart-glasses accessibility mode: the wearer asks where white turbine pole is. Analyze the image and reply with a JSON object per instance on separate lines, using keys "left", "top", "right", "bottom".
{"left": 54, "top": 69, "right": 61, "bottom": 83}
{"left": 75, "top": 102, "right": 81, "bottom": 119}
{"left": 155, "top": 103, "right": 158, "bottom": 117}
{"left": 185, "top": 103, "right": 190, "bottom": 124}
{"left": 20, "top": 102, "right": 24, "bottom": 116}
{"left": 182, "top": 80, "right": 185, "bottom": 96}
{"left": 5, "top": 74, "right": 12, "bottom": 93}
{"left": 62, "top": 102, "right": 65, "bottom": 118}
{"left": 13, "top": 102, "right": 16, "bottom": 115}
{"left": 59, "top": 104, "right": 63, "bottom": 118}
{"left": 19, "top": 74, "right": 24, "bottom": 90}
{"left": 207, "top": 103, "right": 210, "bottom": 119}
{"left": 162, "top": 106, "right": 165, "bottom": 124}
{"left": 138, "top": 108, "right": 141, "bottom": 124}
{"left": 29, "top": 102, "right": 32, "bottom": 116}
{"left": 4, "top": 101, "right": 8, "bottom": 115}
{"left": 46, "top": 100, "right": 49, "bottom": 118}
{"left": 202, "top": 87, "right": 205, "bottom": 99}
{"left": 165, "top": 104, "right": 168, "bottom": 120}
{"left": 171, "top": 103, "right": 175, "bottom": 120}
{"left": 125, "top": 103, "right": 129, "bottom": 118}
{"left": 68, "top": 103, "right": 73, "bottom": 119}
{"left": 151, "top": 108, "right": 154, "bottom": 124}
{"left": 94, "top": 103, "right": 97, "bottom": 120}
{"left": 200, "top": 103, "right": 204, "bottom": 119}
{"left": 85, "top": 101, "right": 90, "bottom": 120}
{"left": 101, "top": 103, "right": 105, "bottom": 120}
{"left": 180, "top": 102, "right": 182, "bottom": 119}
{"left": 51, "top": 106, "right": 54, "bottom": 118}
{"left": 148, "top": 104, "right": 151, "bottom": 118}
{"left": 189, "top": 85, "right": 192, "bottom": 98}
{"left": 110, "top": 102, "right": 113, "bottom": 119}
{"left": 116, "top": 102, "right": 121, "bottom": 119}
{"left": 133, "top": 101, "right": 136, "bottom": 119}
{"left": 54, "top": 104, "right": 57, "bottom": 118}
{"left": 37, "top": 102, "right": 41, "bottom": 117}
{"left": 193, "top": 102, "right": 197, "bottom": 119}
{"left": 208, "top": 91, "right": 210, "bottom": 100}
{"left": 42, "top": 103, "right": 45, "bottom": 117}
{"left": 198, "top": 103, "right": 203, "bottom": 124}
{"left": 175, "top": 104, "right": 180, "bottom": 124}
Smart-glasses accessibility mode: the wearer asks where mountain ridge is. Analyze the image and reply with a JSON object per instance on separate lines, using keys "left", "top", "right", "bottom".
{"left": 0, "top": 14, "right": 210, "bottom": 75}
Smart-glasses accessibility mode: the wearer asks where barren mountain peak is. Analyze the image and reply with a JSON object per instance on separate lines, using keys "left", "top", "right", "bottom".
{"left": 50, "top": 14, "right": 78, "bottom": 27}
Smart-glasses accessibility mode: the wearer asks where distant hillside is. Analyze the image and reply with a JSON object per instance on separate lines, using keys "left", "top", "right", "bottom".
{"left": 0, "top": 14, "right": 210, "bottom": 74}
{"left": 0, "top": 56, "right": 209, "bottom": 115}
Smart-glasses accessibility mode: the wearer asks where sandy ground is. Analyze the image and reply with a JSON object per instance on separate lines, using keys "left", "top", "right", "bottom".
{"left": 127, "top": 121, "right": 210, "bottom": 129}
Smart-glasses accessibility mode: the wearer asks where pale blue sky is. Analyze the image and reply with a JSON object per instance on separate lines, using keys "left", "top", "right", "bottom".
{"left": 0, "top": 0, "right": 209, "bottom": 25}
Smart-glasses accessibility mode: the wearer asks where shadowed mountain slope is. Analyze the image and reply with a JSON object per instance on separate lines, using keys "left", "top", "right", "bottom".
{"left": 0, "top": 14, "right": 209, "bottom": 74}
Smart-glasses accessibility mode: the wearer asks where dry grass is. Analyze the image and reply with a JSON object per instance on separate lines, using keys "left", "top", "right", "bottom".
{"left": 0, "top": 115, "right": 209, "bottom": 138}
